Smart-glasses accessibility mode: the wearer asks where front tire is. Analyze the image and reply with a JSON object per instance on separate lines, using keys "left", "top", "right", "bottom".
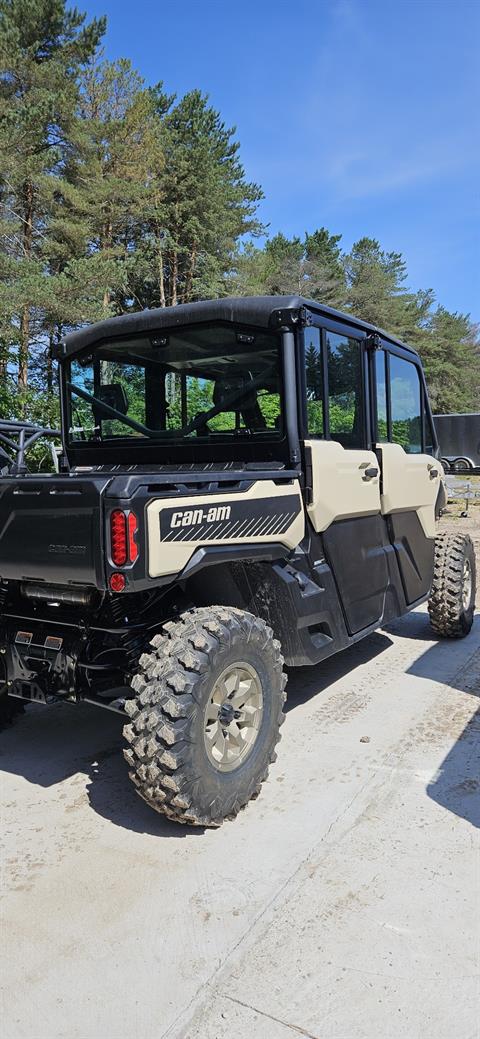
{"left": 428, "top": 533, "right": 476, "bottom": 637}
{"left": 123, "top": 607, "right": 286, "bottom": 826}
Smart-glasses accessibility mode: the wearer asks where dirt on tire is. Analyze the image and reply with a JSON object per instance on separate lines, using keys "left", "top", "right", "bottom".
{"left": 428, "top": 532, "right": 476, "bottom": 638}
{"left": 123, "top": 606, "right": 286, "bottom": 827}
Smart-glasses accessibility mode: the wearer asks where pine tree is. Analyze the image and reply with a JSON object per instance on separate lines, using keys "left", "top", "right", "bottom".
{"left": 0, "top": 0, "right": 105, "bottom": 399}
{"left": 230, "top": 228, "right": 345, "bottom": 306}
{"left": 304, "top": 228, "right": 346, "bottom": 305}
{"left": 418, "top": 307, "right": 480, "bottom": 413}
{"left": 343, "top": 237, "right": 413, "bottom": 332}
{"left": 137, "top": 90, "right": 264, "bottom": 308}
{"left": 0, "top": 3, "right": 476, "bottom": 426}
{"left": 66, "top": 57, "right": 167, "bottom": 317}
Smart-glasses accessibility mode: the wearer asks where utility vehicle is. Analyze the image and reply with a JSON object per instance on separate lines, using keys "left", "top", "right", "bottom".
{"left": 0, "top": 297, "right": 476, "bottom": 826}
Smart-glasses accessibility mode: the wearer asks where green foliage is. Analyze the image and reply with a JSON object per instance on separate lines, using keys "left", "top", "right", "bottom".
{"left": 0, "top": 0, "right": 478, "bottom": 459}
{"left": 230, "top": 228, "right": 346, "bottom": 307}
{"left": 234, "top": 231, "right": 479, "bottom": 415}
{"left": 416, "top": 307, "right": 480, "bottom": 413}
{"left": 0, "top": 0, "right": 106, "bottom": 401}
{"left": 131, "top": 88, "right": 265, "bottom": 310}
{"left": 0, "top": 3, "right": 264, "bottom": 420}
{"left": 307, "top": 401, "right": 324, "bottom": 435}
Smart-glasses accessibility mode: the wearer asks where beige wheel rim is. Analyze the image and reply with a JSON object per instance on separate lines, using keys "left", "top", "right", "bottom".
{"left": 203, "top": 661, "right": 263, "bottom": 773}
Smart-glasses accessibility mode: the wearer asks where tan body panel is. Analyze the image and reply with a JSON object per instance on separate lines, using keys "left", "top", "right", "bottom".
{"left": 147, "top": 480, "right": 305, "bottom": 578}
{"left": 305, "top": 440, "right": 381, "bottom": 533}
{"left": 378, "top": 443, "right": 443, "bottom": 538}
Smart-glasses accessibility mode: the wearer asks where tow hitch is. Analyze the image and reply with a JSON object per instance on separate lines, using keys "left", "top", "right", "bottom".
{"left": 2, "top": 622, "right": 76, "bottom": 704}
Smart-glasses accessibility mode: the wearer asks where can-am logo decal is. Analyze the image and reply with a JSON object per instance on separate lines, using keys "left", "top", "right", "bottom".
{"left": 159, "top": 495, "right": 300, "bottom": 544}
{"left": 170, "top": 505, "right": 231, "bottom": 529}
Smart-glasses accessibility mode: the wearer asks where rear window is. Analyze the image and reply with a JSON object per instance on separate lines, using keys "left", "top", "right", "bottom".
{"left": 67, "top": 323, "right": 283, "bottom": 447}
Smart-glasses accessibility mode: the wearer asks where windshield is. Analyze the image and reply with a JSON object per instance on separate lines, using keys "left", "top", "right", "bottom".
{"left": 67, "top": 322, "right": 283, "bottom": 448}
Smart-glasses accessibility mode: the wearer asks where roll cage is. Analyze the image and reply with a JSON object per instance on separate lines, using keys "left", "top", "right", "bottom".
{"left": 55, "top": 296, "right": 439, "bottom": 470}
{"left": 0, "top": 419, "right": 61, "bottom": 475}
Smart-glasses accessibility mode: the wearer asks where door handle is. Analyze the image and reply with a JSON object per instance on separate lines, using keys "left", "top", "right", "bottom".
{"left": 363, "top": 467, "right": 378, "bottom": 480}
{"left": 429, "top": 468, "right": 439, "bottom": 479}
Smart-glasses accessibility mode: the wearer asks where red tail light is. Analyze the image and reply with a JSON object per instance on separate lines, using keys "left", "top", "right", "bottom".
{"left": 110, "top": 510, "right": 139, "bottom": 568}
{"left": 110, "top": 572, "right": 126, "bottom": 592}
{"left": 111, "top": 510, "right": 127, "bottom": 566}
{"left": 127, "top": 512, "right": 139, "bottom": 563}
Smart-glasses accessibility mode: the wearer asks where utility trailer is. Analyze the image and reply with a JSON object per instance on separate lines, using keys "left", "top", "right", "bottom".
{"left": 0, "top": 297, "right": 476, "bottom": 826}
{"left": 433, "top": 412, "right": 480, "bottom": 472}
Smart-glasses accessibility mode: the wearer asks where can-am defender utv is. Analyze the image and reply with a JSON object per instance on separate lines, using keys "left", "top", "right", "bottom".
{"left": 0, "top": 297, "right": 476, "bottom": 826}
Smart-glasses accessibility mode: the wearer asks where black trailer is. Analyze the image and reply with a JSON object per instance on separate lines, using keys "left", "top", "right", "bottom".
{"left": 433, "top": 412, "right": 480, "bottom": 472}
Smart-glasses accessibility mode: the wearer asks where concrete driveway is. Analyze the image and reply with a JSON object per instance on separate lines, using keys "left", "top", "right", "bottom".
{"left": 1, "top": 606, "right": 479, "bottom": 1039}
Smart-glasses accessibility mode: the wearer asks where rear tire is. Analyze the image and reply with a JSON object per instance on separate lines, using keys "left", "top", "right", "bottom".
{"left": 123, "top": 606, "right": 286, "bottom": 827}
{"left": 428, "top": 533, "right": 476, "bottom": 638}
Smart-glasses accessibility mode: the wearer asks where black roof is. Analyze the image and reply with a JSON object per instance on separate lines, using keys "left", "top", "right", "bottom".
{"left": 57, "top": 295, "right": 419, "bottom": 359}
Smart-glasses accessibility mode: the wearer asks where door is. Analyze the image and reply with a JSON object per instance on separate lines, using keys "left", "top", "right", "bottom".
{"left": 374, "top": 348, "right": 441, "bottom": 603}
{"left": 304, "top": 323, "right": 389, "bottom": 634}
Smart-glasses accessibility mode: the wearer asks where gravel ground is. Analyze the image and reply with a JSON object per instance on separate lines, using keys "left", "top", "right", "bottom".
{"left": 1, "top": 605, "right": 479, "bottom": 1039}
{"left": 0, "top": 480, "right": 478, "bottom": 1039}
{"left": 439, "top": 474, "right": 480, "bottom": 567}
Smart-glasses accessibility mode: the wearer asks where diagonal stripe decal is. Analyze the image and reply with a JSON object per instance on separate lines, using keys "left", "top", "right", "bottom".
{"left": 159, "top": 494, "right": 301, "bottom": 544}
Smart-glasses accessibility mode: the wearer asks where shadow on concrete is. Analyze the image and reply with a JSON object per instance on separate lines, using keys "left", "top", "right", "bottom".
{"left": 1, "top": 613, "right": 478, "bottom": 833}
{"left": 384, "top": 608, "right": 435, "bottom": 642}
{"left": 427, "top": 705, "right": 480, "bottom": 827}
{"left": 0, "top": 702, "right": 203, "bottom": 838}
{"left": 0, "top": 630, "right": 395, "bottom": 838}
{"left": 404, "top": 628, "right": 480, "bottom": 829}
{"left": 286, "top": 609, "right": 480, "bottom": 830}
{"left": 285, "top": 630, "right": 394, "bottom": 712}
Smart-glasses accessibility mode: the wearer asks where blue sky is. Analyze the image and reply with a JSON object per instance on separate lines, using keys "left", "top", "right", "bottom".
{"left": 83, "top": 0, "right": 480, "bottom": 318}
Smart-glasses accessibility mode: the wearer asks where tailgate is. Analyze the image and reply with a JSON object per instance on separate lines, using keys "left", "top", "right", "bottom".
{"left": 0, "top": 475, "right": 111, "bottom": 588}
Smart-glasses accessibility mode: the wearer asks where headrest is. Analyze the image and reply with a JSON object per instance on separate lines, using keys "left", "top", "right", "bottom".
{"left": 96, "top": 383, "right": 129, "bottom": 416}
{"left": 213, "top": 374, "right": 257, "bottom": 411}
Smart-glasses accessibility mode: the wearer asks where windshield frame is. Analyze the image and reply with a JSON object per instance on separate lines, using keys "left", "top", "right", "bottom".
{"left": 62, "top": 320, "right": 292, "bottom": 469}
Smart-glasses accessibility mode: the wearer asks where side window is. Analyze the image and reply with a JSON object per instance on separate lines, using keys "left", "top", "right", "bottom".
{"left": 326, "top": 332, "right": 365, "bottom": 448}
{"left": 305, "top": 327, "right": 324, "bottom": 436}
{"left": 390, "top": 355, "right": 422, "bottom": 453}
{"left": 375, "top": 351, "right": 388, "bottom": 441}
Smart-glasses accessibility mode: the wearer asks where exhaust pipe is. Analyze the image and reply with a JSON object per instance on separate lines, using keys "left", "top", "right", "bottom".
{"left": 20, "top": 583, "right": 95, "bottom": 606}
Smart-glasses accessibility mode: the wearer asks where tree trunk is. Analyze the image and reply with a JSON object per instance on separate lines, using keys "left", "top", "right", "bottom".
{"left": 102, "top": 217, "right": 113, "bottom": 315}
{"left": 158, "top": 245, "right": 166, "bottom": 308}
{"left": 47, "top": 331, "right": 55, "bottom": 393}
{"left": 184, "top": 243, "right": 197, "bottom": 304}
{"left": 170, "top": 249, "right": 178, "bottom": 306}
{"left": 18, "top": 306, "right": 29, "bottom": 392}
{"left": 18, "top": 179, "right": 34, "bottom": 392}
